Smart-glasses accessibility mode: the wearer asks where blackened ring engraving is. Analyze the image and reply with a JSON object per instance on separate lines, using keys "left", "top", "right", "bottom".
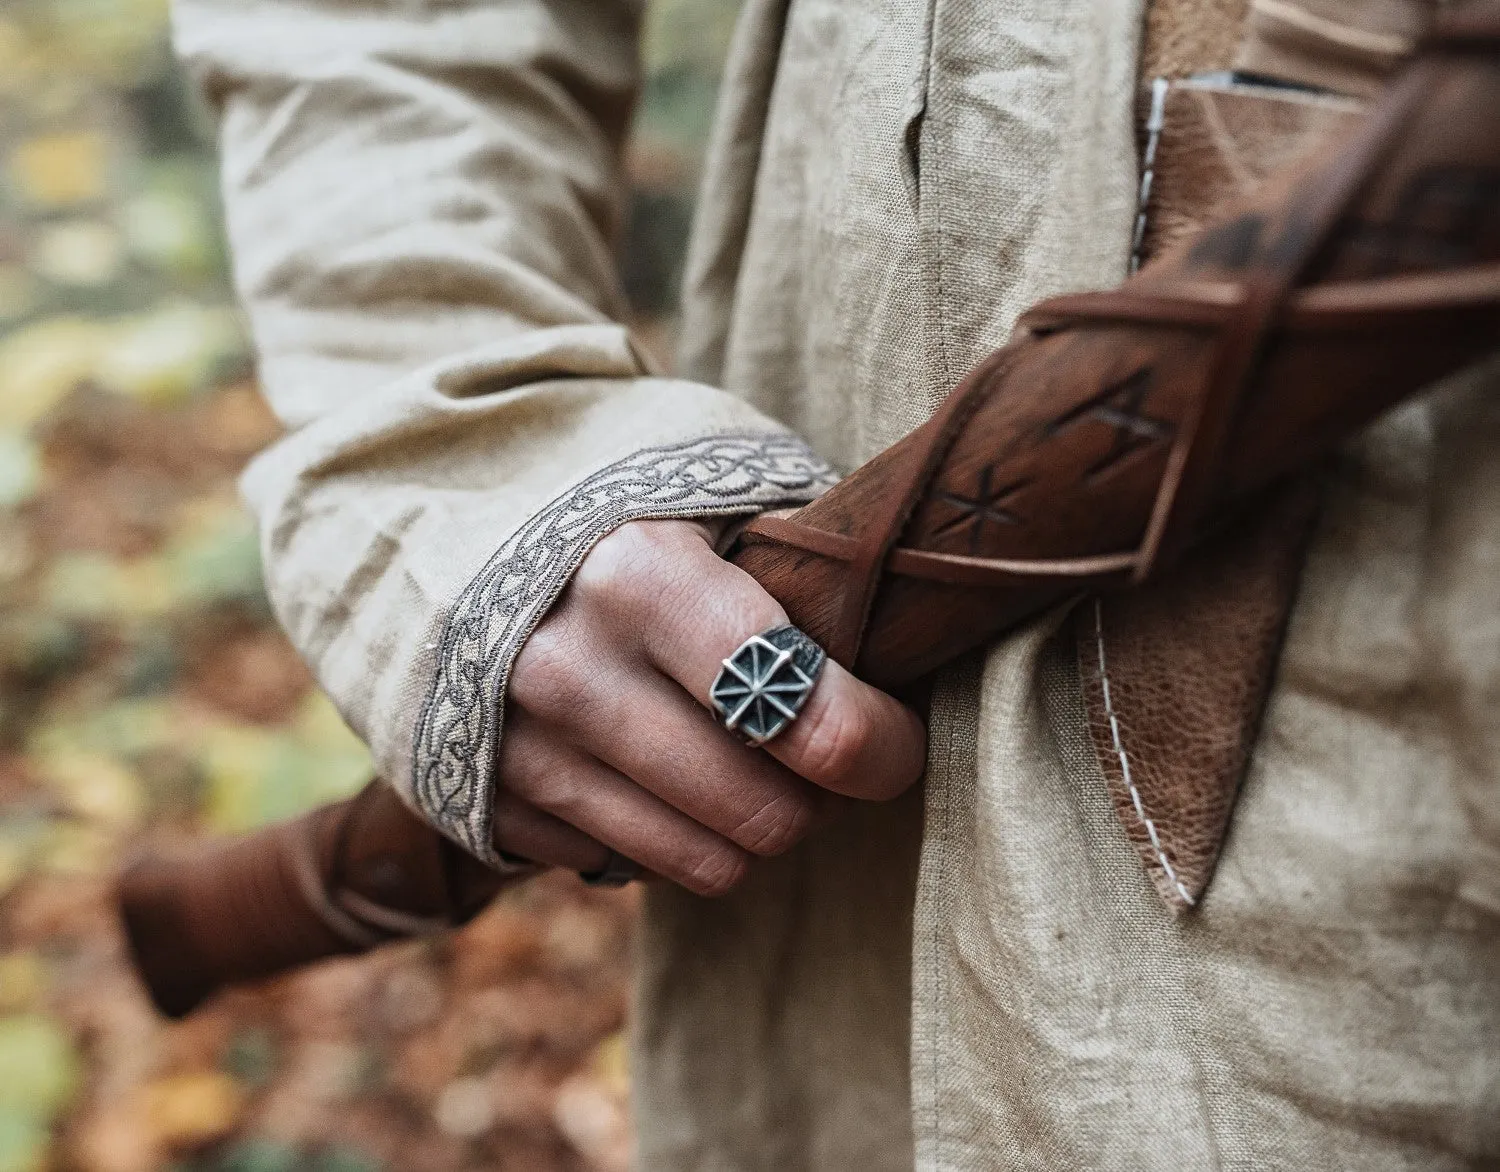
{"left": 709, "top": 625, "right": 827, "bottom": 747}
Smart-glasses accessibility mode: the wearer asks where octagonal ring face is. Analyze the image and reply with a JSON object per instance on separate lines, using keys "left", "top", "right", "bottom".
{"left": 709, "top": 625, "right": 827, "bottom": 746}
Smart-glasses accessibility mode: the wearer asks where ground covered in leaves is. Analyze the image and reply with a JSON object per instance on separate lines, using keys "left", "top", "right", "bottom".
{"left": 0, "top": 1, "right": 735, "bottom": 1169}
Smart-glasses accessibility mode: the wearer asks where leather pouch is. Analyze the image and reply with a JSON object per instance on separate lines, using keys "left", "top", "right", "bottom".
{"left": 1077, "top": 79, "right": 1363, "bottom": 910}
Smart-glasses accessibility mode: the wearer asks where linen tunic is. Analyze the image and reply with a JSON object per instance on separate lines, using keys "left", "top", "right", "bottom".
{"left": 172, "top": 0, "right": 1500, "bottom": 1165}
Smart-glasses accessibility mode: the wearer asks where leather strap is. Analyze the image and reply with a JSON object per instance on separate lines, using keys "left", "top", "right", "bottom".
{"left": 119, "top": 779, "right": 513, "bottom": 1017}
{"left": 738, "top": 6, "right": 1500, "bottom": 686}
{"left": 740, "top": 236, "right": 1500, "bottom": 601}
{"left": 745, "top": 60, "right": 1446, "bottom": 604}
{"left": 821, "top": 348, "right": 1021, "bottom": 666}
{"left": 1128, "top": 61, "right": 1420, "bottom": 578}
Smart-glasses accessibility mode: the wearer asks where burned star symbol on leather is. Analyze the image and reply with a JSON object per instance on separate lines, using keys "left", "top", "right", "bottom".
{"left": 710, "top": 626, "right": 826, "bottom": 746}
{"left": 1046, "top": 365, "right": 1173, "bottom": 479}
{"left": 933, "top": 464, "right": 1030, "bottom": 552}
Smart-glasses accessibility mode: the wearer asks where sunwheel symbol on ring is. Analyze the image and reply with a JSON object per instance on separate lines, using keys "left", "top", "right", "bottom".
{"left": 710, "top": 624, "right": 828, "bottom": 747}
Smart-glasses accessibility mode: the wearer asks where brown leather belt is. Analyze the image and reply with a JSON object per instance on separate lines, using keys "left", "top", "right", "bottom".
{"left": 119, "top": 3, "right": 1500, "bottom": 1016}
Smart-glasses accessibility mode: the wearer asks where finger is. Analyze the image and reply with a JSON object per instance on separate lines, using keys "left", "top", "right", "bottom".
{"left": 490, "top": 792, "right": 610, "bottom": 873}
{"left": 579, "top": 519, "right": 788, "bottom": 670}
{"left": 763, "top": 657, "right": 927, "bottom": 800}
{"left": 611, "top": 536, "right": 926, "bottom": 801}
{"left": 499, "top": 714, "right": 754, "bottom": 897}
{"left": 511, "top": 652, "right": 827, "bottom": 858}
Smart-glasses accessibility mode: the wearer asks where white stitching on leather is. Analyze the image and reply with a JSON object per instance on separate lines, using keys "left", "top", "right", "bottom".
{"left": 1130, "top": 77, "right": 1170, "bottom": 274}
{"left": 1093, "top": 597, "right": 1196, "bottom": 906}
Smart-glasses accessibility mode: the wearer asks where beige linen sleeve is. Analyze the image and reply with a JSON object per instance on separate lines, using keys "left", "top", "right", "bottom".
{"left": 172, "top": 0, "right": 835, "bottom": 863}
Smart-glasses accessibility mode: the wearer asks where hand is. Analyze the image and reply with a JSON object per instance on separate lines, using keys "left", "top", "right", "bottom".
{"left": 496, "top": 518, "right": 927, "bottom": 895}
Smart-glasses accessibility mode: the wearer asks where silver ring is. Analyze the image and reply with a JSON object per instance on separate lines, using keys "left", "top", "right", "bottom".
{"left": 710, "top": 624, "right": 827, "bottom": 747}
{"left": 580, "top": 851, "right": 641, "bottom": 887}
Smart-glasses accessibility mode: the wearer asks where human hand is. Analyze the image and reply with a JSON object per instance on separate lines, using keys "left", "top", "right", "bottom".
{"left": 496, "top": 518, "right": 927, "bottom": 895}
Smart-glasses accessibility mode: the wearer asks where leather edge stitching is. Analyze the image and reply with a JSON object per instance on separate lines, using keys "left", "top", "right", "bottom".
{"left": 1091, "top": 597, "right": 1196, "bottom": 906}
{"left": 1131, "top": 76, "right": 1171, "bottom": 274}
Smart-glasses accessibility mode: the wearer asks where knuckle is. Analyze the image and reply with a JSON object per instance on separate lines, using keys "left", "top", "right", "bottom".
{"left": 509, "top": 623, "right": 598, "bottom": 719}
{"left": 570, "top": 520, "right": 787, "bottom": 664}
{"left": 572, "top": 521, "right": 680, "bottom": 618}
{"left": 730, "top": 792, "right": 815, "bottom": 857}
{"left": 571, "top": 525, "right": 636, "bottom": 599}
{"left": 720, "top": 591, "right": 788, "bottom": 643}
{"left": 681, "top": 842, "right": 750, "bottom": 898}
{"left": 793, "top": 698, "right": 871, "bottom": 791}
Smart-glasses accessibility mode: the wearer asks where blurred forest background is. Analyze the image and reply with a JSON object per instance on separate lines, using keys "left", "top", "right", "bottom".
{"left": 0, "top": 1, "right": 739, "bottom": 1169}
